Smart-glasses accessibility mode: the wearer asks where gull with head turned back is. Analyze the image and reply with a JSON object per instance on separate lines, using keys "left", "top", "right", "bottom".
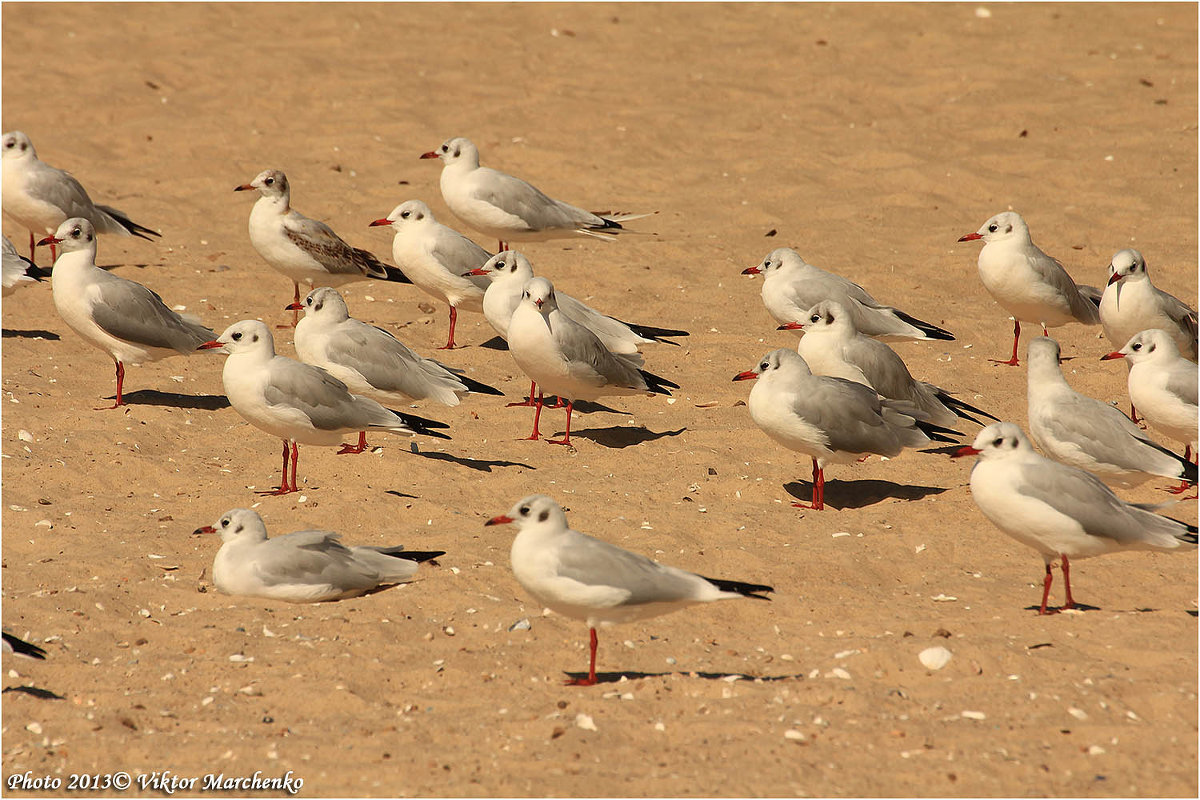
{"left": 1100, "top": 249, "right": 1197, "bottom": 361}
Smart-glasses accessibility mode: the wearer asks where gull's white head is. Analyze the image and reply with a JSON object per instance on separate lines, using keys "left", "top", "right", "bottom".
{"left": 38, "top": 217, "right": 96, "bottom": 255}
{"left": 956, "top": 421, "right": 1035, "bottom": 461}
{"left": 733, "top": 347, "right": 812, "bottom": 382}
{"left": 371, "top": 199, "right": 436, "bottom": 231}
{"left": 469, "top": 250, "right": 534, "bottom": 282}
{"left": 485, "top": 494, "right": 569, "bottom": 533}
{"left": 294, "top": 286, "right": 350, "bottom": 322}
{"left": 959, "top": 211, "right": 1030, "bottom": 245}
{"left": 200, "top": 319, "right": 276, "bottom": 357}
{"left": 1107, "top": 249, "right": 1147, "bottom": 287}
{"left": 1, "top": 131, "right": 35, "bottom": 161}
{"left": 194, "top": 508, "right": 269, "bottom": 546}
{"left": 235, "top": 169, "right": 289, "bottom": 201}
{"left": 798, "top": 300, "right": 855, "bottom": 336}
{"left": 521, "top": 276, "right": 558, "bottom": 314}
{"left": 1107, "top": 328, "right": 1181, "bottom": 365}
{"left": 743, "top": 247, "right": 807, "bottom": 278}
{"left": 420, "top": 137, "right": 480, "bottom": 168}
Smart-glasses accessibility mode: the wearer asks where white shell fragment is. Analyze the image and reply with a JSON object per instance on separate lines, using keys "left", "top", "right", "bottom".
{"left": 919, "top": 646, "right": 953, "bottom": 670}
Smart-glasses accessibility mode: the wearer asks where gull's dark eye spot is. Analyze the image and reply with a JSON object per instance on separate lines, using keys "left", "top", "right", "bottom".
{"left": 441, "top": 144, "right": 449, "bottom": 152}
{"left": 987, "top": 224, "right": 997, "bottom": 233}
{"left": 518, "top": 505, "right": 530, "bottom": 516}
{"left": 221, "top": 517, "right": 230, "bottom": 527}
{"left": 264, "top": 177, "right": 274, "bottom": 186}
{"left": 760, "top": 362, "right": 769, "bottom": 371}
{"left": 538, "top": 510, "right": 549, "bottom": 522}
{"left": 1147, "top": 343, "right": 1156, "bottom": 352}
{"left": 305, "top": 296, "right": 313, "bottom": 305}
{"left": 1132, "top": 343, "right": 1142, "bottom": 351}
{"left": 992, "top": 438, "right": 1004, "bottom": 447}
{"left": 810, "top": 314, "right": 820, "bottom": 323}
{"left": 4, "top": 140, "right": 12, "bottom": 149}
{"left": 231, "top": 332, "right": 242, "bottom": 341}
{"left": 400, "top": 211, "right": 410, "bottom": 219}
{"left": 251, "top": 334, "right": 259, "bottom": 343}
{"left": 314, "top": 302, "right": 323, "bottom": 312}
{"left": 234, "top": 524, "right": 243, "bottom": 534}
{"left": 1010, "top": 439, "right": 1018, "bottom": 448}
{"left": 495, "top": 260, "right": 505, "bottom": 270}
{"left": 453, "top": 148, "right": 461, "bottom": 157}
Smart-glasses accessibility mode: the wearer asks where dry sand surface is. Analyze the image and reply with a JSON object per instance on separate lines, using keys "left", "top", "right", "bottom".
{"left": 2, "top": 2, "right": 1197, "bottom": 797}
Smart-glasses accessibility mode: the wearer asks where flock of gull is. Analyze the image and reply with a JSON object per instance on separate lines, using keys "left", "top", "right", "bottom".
{"left": 3, "top": 129, "right": 1197, "bottom": 682}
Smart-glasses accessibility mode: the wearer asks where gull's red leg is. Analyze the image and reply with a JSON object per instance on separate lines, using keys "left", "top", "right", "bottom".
{"left": 566, "top": 628, "right": 599, "bottom": 687}
{"left": 990, "top": 320, "right": 1021, "bottom": 366}
{"left": 548, "top": 401, "right": 575, "bottom": 446}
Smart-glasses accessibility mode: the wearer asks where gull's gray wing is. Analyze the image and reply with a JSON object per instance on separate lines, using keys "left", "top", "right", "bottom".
{"left": 793, "top": 376, "right": 913, "bottom": 456}
{"left": 263, "top": 358, "right": 402, "bottom": 432}
{"left": 1035, "top": 391, "right": 1183, "bottom": 474}
{"left": 283, "top": 212, "right": 387, "bottom": 278}
{"left": 471, "top": 167, "right": 601, "bottom": 230}
{"left": 1027, "top": 246, "right": 1100, "bottom": 323}
{"left": 429, "top": 226, "right": 493, "bottom": 282}
{"left": 254, "top": 531, "right": 382, "bottom": 592}
{"left": 89, "top": 272, "right": 214, "bottom": 352}
{"left": 1165, "top": 363, "right": 1199, "bottom": 407}
{"left": 325, "top": 322, "right": 466, "bottom": 400}
{"left": 552, "top": 312, "right": 646, "bottom": 389}
{"left": 555, "top": 532, "right": 705, "bottom": 606}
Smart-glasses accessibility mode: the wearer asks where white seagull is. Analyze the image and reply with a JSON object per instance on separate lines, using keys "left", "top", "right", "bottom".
{"left": 198, "top": 320, "right": 450, "bottom": 495}
{"left": 368, "top": 199, "right": 491, "bottom": 349}
{"left": 506, "top": 277, "right": 678, "bottom": 445}
{"left": 1102, "top": 330, "right": 1199, "bottom": 480}
{"left": 958, "top": 211, "right": 1100, "bottom": 366}
{"left": 235, "top": 169, "right": 411, "bottom": 325}
{"left": 2, "top": 130, "right": 159, "bottom": 263}
{"left": 420, "top": 137, "right": 646, "bottom": 251}
{"left": 289, "top": 286, "right": 502, "bottom": 452}
{"left": 41, "top": 218, "right": 214, "bottom": 408}
{"left": 2, "top": 235, "right": 48, "bottom": 296}
{"left": 195, "top": 508, "right": 444, "bottom": 603}
{"left": 734, "top": 348, "right": 954, "bottom": 510}
{"left": 486, "top": 494, "right": 772, "bottom": 686}
{"left": 1100, "top": 249, "right": 1197, "bottom": 361}
{"left": 467, "top": 250, "right": 687, "bottom": 405}
{"left": 1027, "top": 337, "right": 1196, "bottom": 489}
{"left": 789, "top": 300, "right": 996, "bottom": 428}
{"left": 952, "top": 422, "right": 1196, "bottom": 614}
{"left": 742, "top": 247, "right": 953, "bottom": 341}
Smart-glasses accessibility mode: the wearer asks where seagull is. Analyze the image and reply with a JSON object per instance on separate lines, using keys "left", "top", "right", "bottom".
{"left": 742, "top": 247, "right": 953, "bottom": 341}
{"left": 367, "top": 199, "right": 491, "bottom": 349}
{"left": 1027, "top": 336, "right": 1195, "bottom": 489}
{"left": 40, "top": 218, "right": 214, "bottom": 409}
{"left": 952, "top": 422, "right": 1197, "bottom": 614}
{"left": 958, "top": 211, "right": 1100, "bottom": 366}
{"left": 198, "top": 320, "right": 450, "bottom": 495}
{"left": 419, "top": 137, "right": 647, "bottom": 251}
{"left": 1102, "top": 330, "right": 1199, "bottom": 486}
{"left": 289, "top": 286, "right": 502, "bottom": 452}
{"left": 506, "top": 277, "right": 678, "bottom": 445}
{"left": 194, "top": 508, "right": 444, "bottom": 603}
{"left": 485, "top": 494, "right": 772, "bottom": 686}
{"left": 235, "top": 169, "right": 410, "bottom": 325}
{"left": 2, "top": 130, "right": 159, "bottom": 263}
{"left": 1100, "top": 249, "right": 1197, "bottom": 361}
{"left": 786, "top": 300, "right": 996, "bottom": 428}
{"left": 3, "top": 235, "right": 48, "bottom": 296}
{"left": 467, "top": 250, "right": 688, "bottom": 406}
{"left": 734, "top": 348, "right": 955, "bottom": 510}
{"left": 2, "top": 632, "right": 47, "bottom": 660}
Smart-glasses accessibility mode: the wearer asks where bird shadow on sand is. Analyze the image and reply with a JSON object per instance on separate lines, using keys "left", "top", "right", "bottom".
{"left": 410, "top": 449, "right": 534, "bottom": 472}
{"left": 562, "top": 669, "right": 804, "bottom": 685}
{"left": 3, "top": 685, "right": 65, "bottom": 701}
{"left": 784, "top": 478, "right": 948, "bottom": 510}
{"left": 2, "top": 328, "right": 61, "bottom": 340}
{"left": 478, "top": 336, "right": 508, "bottom": 351}
{"left": 120, "top": 390, "right": 231, "bottom": 410}
{"left": 383, "top": 489, "right": 420, "bottom": 500}
{"left": 1023, "top": 602, "right": 1102, "bottom": 614}
{"left": 570, "top": 426, "right": 688, "bottom": 449}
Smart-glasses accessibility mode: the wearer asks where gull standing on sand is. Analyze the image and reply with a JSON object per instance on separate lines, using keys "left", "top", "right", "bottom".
{"left": 958, "top": 211, "right": 1100, "bottom": 366}
{"left": 734, "top": 348, "right": 953, "bottom": 510}
{"left": 368, "top": 199, "right": 491, "bottom": 349}
{"left": 289, "top": 286, "right": 502, "bottom": 452}
{"left": 742, "top": 247, "right": 953, "bottom": 341}
{"left": 1026, "top": 337, "right": 1196, "bottom": 489}
{"left": 195, "top": 508, "right": 444, "bottom": 603}
{"left": 199, "top": 320, "right": 450, "bottom": 495}
{"left": 506, "top": 277, "right": 678, "bottom": 445}
{"left": 952, "top": 422, "right": 1197, "bottom": 615}
{"left": 2, "top": 130, "right": 159, "bottom": 262}
{"left": 235, "top": 169, "right": 410, "bottom": 325}
{"left": 41, "top": 218, "right": 213, "bottom": 408}
{"left": 786, "top": 300, "right": 996, "bottom": 428}
{"left": 1102, "top": 330, "right": 1199, "bottom": 471}
{"left": 420, "top": 137, "right": 646, "bottom": 251}
{"left": 1100, "top": 249, "right": 1197, "bottom": 361}
{"left": 486, "top": 495, "right": 772, "bottom": 686}
{"left": 3, "top": 235, "right": 48, "bottom": 296}
{"left": 468, "top": 250, "right": 688, "bottom": 405}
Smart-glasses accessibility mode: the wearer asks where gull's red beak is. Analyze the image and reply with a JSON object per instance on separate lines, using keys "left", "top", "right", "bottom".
{"left": 958, "top": 232, "right": 983, "bottom": 242}
{"left": 368, "top": 218, "right": 391, "bottom": 227}
{"left": 534, "top": 298, "right": 544, "bottom": 308}
{"left": 464, "top": 268, "right": 488, "bottom": 276}
{"left": 777, "top": 322, "right": 804, "bottom": 331}
{"left": 35, "top": 235, "right": 61, "bottom": 247}
{"left": 732, "top": 370, "right": 758, "bottom": 382}
{"left": 193, "top": 525, "right": 217, "bottom": 535}
{"left": 285, "top": 301, "right": 304, "bottom": 311}
{"left": 233, "top": 184, "right": 254, "bottom": 192}
{"left": 1107, "top": 272, "right": 1123, "bottom": 286}
{"left": 741, "top": 266, "right": 762, "bottom": 275}
{"left": 1100, "top": 351, "right": 1125, "bottom": 361}
{"left": 197, "top": 340, "right": 225, "bottom": 351}
{"left": 419, "top": 151, "right": 440, "bottom": 160}
{"left": 484, "top": 514, "right": 513, "bottom": 527}
{"left": 951, "top": 446, "right": 981, "bottom": 458}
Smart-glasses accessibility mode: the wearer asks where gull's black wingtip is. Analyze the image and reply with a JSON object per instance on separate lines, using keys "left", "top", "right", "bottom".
{"left": 701, "top": 576, "right": 774, "bottom": 601}
{"left": 2, "top": 632, "right": 47, "bottom": 659}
